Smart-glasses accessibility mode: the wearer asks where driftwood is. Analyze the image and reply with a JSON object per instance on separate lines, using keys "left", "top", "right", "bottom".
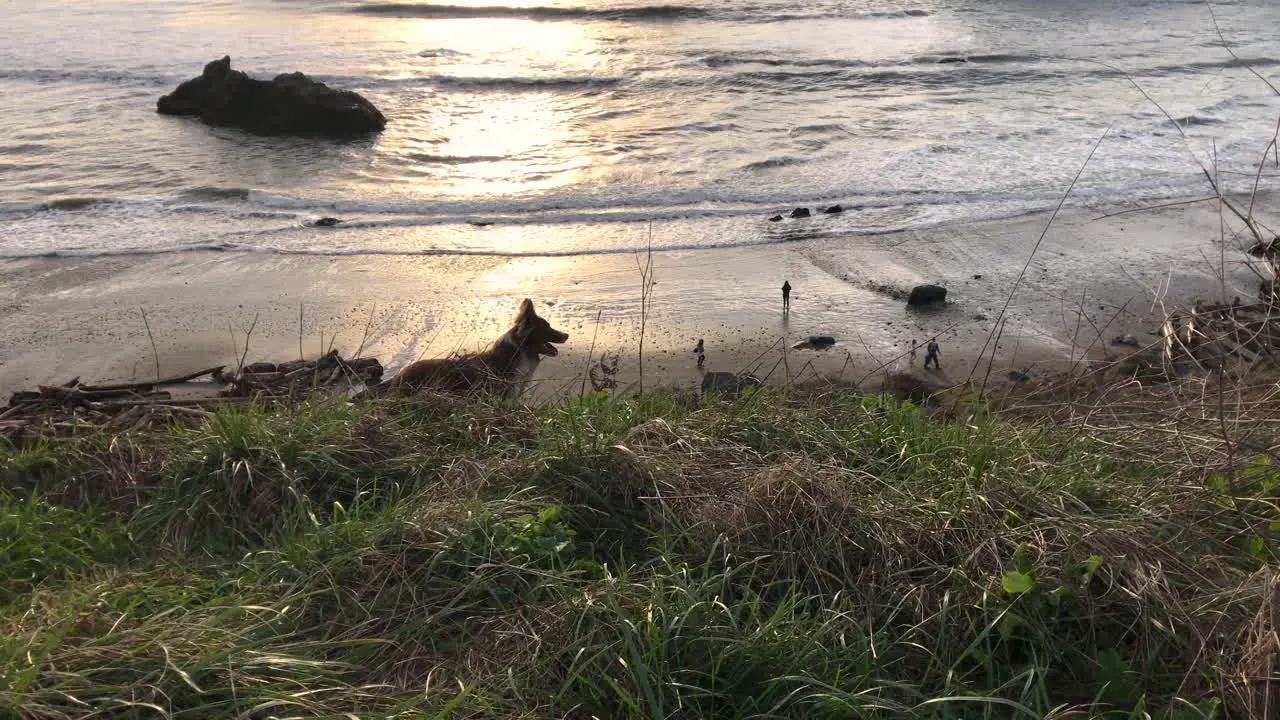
{"left": 0, "top": 351, "right": 385, "bottom": 444}
{"left": 1157, "top": 278, "right": 1280, "bottom": 371}
{"left": 79, "top": 366, "right": 225, "bottom": 393}
{"left": 219, "top": 350, "right": 383, "bottom": 398}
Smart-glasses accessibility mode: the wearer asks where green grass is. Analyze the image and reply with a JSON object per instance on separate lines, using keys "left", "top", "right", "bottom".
{"left": 0, "top": 387, "right": 1275, "bottom": 718}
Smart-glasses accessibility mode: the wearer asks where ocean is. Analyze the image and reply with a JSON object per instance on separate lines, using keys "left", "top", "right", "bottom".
{"left": 3, "top": 0, "right": 1280, "bottom": 258}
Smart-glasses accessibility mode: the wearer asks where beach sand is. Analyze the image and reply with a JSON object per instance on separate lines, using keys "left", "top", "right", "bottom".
{"left": 0, "top": 197, "right": 1267, "bottom": 401}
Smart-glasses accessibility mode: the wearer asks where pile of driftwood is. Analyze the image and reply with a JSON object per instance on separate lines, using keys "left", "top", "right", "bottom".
{"left": 0, "top": 351, "right": 383, "bottom": 444}
{"left": 1151, "top": 234, "right": 1280, "bottom": 371}
{"left": 216, "top": 350, "right": 383, "bottom": 398}
{"left": 1161, "top": 300, "right": 1280, "bottom": 369}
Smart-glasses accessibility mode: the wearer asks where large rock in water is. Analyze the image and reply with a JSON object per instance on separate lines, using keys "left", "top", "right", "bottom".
{"left": 907, "top": 284, "right": 947, "bottom": 307}
{"left": 157, "top": 56, "right": 386, "bottom": 136}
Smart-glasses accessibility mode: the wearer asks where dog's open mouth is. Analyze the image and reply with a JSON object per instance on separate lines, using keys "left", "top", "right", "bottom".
{"left": 539, "top": 331, "right": 568, "bottom": 357}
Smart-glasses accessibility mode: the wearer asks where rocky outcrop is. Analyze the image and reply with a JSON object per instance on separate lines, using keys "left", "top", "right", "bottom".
{"left": 157, "top": 56, "right": 386, "bottom": 136}
{"left": 790, "top": 207, "right": 811, "bottom": 219}
{"left": 907, "top": 284, "right": 947, "bottom": 307}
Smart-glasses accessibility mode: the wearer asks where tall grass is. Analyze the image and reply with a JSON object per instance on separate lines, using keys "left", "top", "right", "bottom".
{"left": 0, "top": 385, "right": 1275, "bottom": 717}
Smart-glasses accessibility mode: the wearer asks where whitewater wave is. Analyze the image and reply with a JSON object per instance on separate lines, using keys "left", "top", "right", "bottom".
{"left": 0, "top": 65, "right": 624, "bottom": 95}
{"left": 345, "top": 2, "right": 929, "bottom": 23}
{"left": 0, "top": 196, "right": 117, "bottom": 214}
{"left": 0, "top": 230, "right": 840, "bottom": 261}
{"left": 0, "top": 191, "right": 1106, "bottom": 261}
{"left": 0, "top": 176, "right": 1244, "bottom": 263}
{"left": 0, "top": 68, "right": 180, "bottom": 87}
{"left": 0, "top": 190, "right": 254, "bottom": 216}
{"left": 699, "top": 52, "right": 1043, "bottom": 70}
{"left": 347, "top": 2, "right": 709, "bottom": 21}
{"left": 417, "top": 48, "right": 466, "bottom": 58}
{"left": 397, "top": 152, "right": 509, "bottom": 163}
{"left": 418, "top": 73, "right": 625, "bottom": 89}
{"left": 769, "top": 8, "right": 929, "bottom": 21}
{"left": 2, "top": 167, "right": 1216, "bottom": 229}
{"left": 316, "top": 72, "right": 627, "bottom": 91}
{"left": 739, "top": 156, "right": 808, "bottom": 171}
{"left": 180, "top": 186, "right": 253, "bottom": 201}
{"left": 239, "top": 186, "right": 950, "bottom": 217}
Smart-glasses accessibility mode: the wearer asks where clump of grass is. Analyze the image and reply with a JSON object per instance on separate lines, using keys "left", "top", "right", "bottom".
{"left": 0, "top": 493, "right": 130, "bottom": 603}
{"left": 0, "top": 384, "right": 1276, "bottom": 717}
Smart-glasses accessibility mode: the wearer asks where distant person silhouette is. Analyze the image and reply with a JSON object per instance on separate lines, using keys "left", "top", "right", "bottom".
{"left": 782, "top": 280, "right": 792, "bottom": 312}
{"left": 694, "top": 338, "right": 706, "bottom": 369}
{"left": 924, "top": 338, "right": 941, "bottom": 370}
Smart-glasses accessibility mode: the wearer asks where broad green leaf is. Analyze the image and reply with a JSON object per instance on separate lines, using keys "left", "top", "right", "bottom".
{"left": 1002, "top": 570, "right": 1035, "bottom": 594}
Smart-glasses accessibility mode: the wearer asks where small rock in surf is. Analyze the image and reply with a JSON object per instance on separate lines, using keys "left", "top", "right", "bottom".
{"left": 790, "top": 207, "right": 811, "bottom": 219}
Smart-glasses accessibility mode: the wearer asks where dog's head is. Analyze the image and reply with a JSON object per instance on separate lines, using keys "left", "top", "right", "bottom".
{"left": 510, "top": 298, "right": 569, "bottom": 357}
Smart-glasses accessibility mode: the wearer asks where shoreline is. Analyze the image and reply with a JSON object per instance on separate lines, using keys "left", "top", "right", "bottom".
{"left": 0, "top": 194, "right": 1268, "bottom": 401}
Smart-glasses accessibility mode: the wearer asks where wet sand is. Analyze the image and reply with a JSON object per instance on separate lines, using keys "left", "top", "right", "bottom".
{"left": 0, "top": 196, "right": 1267, "bottom": 401}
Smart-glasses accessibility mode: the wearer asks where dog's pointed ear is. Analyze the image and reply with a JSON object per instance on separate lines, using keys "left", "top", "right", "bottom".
{"left": 517, "top": 298, "right": 535, "bottom": 321}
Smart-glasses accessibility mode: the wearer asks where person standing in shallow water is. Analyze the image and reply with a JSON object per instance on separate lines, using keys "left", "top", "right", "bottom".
{"left": 924, "top": 338, "right": 941, "bottom": 370}
{"left": 782, "top": 280, "right": 792, "bottom": 312}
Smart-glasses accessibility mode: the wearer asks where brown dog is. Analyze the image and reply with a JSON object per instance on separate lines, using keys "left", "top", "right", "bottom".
{"left": 382, "top": 298, "right": 568, "bottom": 402}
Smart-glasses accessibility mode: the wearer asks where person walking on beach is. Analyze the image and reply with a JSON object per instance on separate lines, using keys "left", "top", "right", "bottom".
{"left": 782, "top": 280, "right": 792, "bottom": 312}
{"left": 694, "top": 339, "right": 706, "bottom": 369}
{"left": 924, "top": 338, "right": 941, "bottom": 370}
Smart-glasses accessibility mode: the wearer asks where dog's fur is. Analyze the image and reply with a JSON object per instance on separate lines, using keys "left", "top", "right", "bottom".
{"left": 381, "top": 299, "right": 568, "bottom": 402}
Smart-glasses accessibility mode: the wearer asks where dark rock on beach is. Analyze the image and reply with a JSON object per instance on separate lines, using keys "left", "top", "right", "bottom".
{"left": 312, "top": 217, "right": 342, "bottom": 227}
{"left": 768, "top": 214, "right": 783, "bottom": 222}
{"left": 793, "top": 335, "right": 837, "bottom": 350}
{"left": 1112, "top": 333, "right": 1140, "bottom": 348}
{"left": 937, "top": 56, "right": 968, "bottom": 64}
{"left": 883, "top": 372, "right": 945, "bottom": 404}
{"left": 823, "top": 204, "right": 843, "bottom": 214}
{"left": 907, "top": 284, "right": 947, "bottom": 307}
{"left": 790, "top": 207, "right": 811, "bottom": 219}
{"left": 701, "top": 371, "right": 762, "bottom": 399}
{"left": 157, "top": 56, "right": 387, "bottom": 137}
